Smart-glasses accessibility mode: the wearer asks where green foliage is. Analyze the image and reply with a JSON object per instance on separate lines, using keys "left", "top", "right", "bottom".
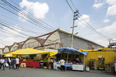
{"left": 40, "top": 60, "right": 48, "bottom": 62}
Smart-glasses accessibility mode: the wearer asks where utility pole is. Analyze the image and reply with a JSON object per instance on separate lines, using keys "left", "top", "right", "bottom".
{"left": 71, "top": 10, "right": 78, "bottom": 48}
{"left": 108, "top": 38, "right": 112, "bottom": 48}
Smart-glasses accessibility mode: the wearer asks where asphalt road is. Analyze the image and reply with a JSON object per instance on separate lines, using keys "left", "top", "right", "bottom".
{"left": 0, "top": 68, "right": 115, "bottom": 77}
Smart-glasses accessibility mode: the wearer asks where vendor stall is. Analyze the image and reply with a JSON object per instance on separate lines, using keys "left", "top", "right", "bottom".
{"left": 80, "top": 48, "right": 116, "bottom": 70}
{"left": 12, "top": 48, "right": 58, "bottom": 68}
{"left": 55, "top": 47, "right": 88, "bottom": 71}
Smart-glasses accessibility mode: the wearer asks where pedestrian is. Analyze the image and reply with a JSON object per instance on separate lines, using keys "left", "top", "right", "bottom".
{"left": 5, "top": 57, "right": 9, "bottom": 67}
{"left": 53, "top": 60, "right": 58, "bottom": 70}
{"left": 0, "top": 57, "right": 5, "bottom": 70}
{"left": 11, "top": 58, "right": 14, "bottom": 69}
{"left": 0, "top": 57, "right": 1, "bottom": 69}
{"left": 8, "top": 57, "right": 11, "bottom": 69}
{"left": 13, "top": 58, "right": 16, "bottom": 69}
{"left": 16, "top": 57, "right": 19, "bottom": 70}
{"left": 60, "top": 59, "right": 65, "bottom": 71}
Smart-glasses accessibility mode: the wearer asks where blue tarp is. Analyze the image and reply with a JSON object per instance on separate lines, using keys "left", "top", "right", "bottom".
{"left": 114, "top": 50, "right": 116, "bottom": 52}
{"left": 81, "top": 51, "right": 88, "bottom": 56}
{"left": 56, "top": 47, "right": 88, "bottom": 56}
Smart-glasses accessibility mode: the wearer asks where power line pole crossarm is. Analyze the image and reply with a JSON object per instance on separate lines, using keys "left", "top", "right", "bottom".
{"left": 71, "top": 10, "right": 78, "bottom": 48}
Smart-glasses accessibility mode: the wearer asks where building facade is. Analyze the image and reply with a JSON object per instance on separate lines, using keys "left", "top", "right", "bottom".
{"left": 3, "top": 46, "right": 11, "bottom": 53}
{"left": 10, "top": 43, "right": 19, "bottom": 52}
{"left": 1, "top": 29, "right": 104, "bottom": 53}
{"left": 58, "top": 29, "right": 103, "bottom": 50}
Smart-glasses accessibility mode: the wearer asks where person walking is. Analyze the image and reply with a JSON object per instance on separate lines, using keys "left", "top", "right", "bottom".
{"left": 13, "top": 58, "right": 16, "bottom": 69}
{"left": 0, "top": 57, "right": 5, "bottom": 70}
{"left": 8, "top": 57, "right": 11, "bottom": 69}
{"left": 53, "top": 60, "right": 58, "bottom": 70}
{"left": 60, "top": 59, "right": 65, "bottom": 71}
{"left": 11, "top": 58, "right": 14, "bottom": 69}
{"left": 4, "top": 57, "right": 8, "bottom": 68}
{"left": 16, "top": 57, "right": 19, "bottom": 70}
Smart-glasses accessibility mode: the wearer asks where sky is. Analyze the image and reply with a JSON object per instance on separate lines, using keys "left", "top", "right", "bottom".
{"left": 0, "top": 0, "right": 116, "bottom": 48}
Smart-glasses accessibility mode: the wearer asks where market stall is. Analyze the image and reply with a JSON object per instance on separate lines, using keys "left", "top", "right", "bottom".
{"left": 55, "top": 47, "right": 88, "bottom": 71}
{"left": 12, "top": 48, "right": 58, "bottom": 68}
{"left": 80, "top": 48, "right": 116, "bottom": 71}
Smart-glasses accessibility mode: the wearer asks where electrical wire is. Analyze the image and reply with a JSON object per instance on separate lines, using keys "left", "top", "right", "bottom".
{"left": 0, "top": 26, "right": 26, "bottom": 39}
{"left": 65, "top": 0, "right": 109, "bottom": 39}
{"left": 9, "top": 0, "right": 57, "bottom": 30}
{"left": 0, "top": 22, "right": 30, "bottom": 37}
{"left": 2, "top": 0, "right": 56, "bottom": 32}
{"left": 0, "top": 0, "right": 63, "bottom": 40}
{"left": 0, "top": 17, "right": 42, "bottom": 35}
{"left": 70, "top": 0, "right": 77, "bottom": 10}
{"left": 65, "top": 0, "right": 74, "bottom": 12}
{"left": 0, "top": 4, "right": 52, "bottom": 34}
{"left": 0, "top": 13, "right": 43, "bottom": 35}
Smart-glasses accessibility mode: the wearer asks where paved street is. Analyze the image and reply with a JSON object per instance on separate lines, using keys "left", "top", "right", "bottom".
{"left": 0, "top": 68, "right": 115, "bottom": 77}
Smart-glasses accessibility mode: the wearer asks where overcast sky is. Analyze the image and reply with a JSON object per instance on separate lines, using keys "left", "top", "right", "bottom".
{"left": 0, "top": 0, "right": 116, "bottom": 48}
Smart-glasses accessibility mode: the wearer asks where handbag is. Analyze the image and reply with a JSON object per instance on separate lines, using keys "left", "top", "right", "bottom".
{"left": 5, "top": 63, "right": 9, "bottom": 67}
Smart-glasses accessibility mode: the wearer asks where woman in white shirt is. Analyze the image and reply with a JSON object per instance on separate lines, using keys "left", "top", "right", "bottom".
{"left": 0, "top": 57, "right": 5, "bottom": 70}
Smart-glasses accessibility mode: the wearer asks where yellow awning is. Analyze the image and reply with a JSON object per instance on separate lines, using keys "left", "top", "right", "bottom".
{"left": 4, "top": 51, "right": 16, "bottom": 57}
{"left": 12, "top": 48, "right": 58, "bottom": 57}
{"left": 49, "top": 51, "right": 58, "bottom": 57}
{"left": 79, "top": 48, "right": 115, "bottom": 52}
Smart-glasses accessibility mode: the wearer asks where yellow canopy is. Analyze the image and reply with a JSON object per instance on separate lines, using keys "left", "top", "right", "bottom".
{"left": 79, "top": 48, "right": 115, "bottom": 52}
{"left": 12, "top": 48, "right": 58, "bottom": 57}
{"left": 48, "top": 51, "right": 58, "bottom": 57}
{"left": 4, "top": 51, "right": 16, "bottom": 57}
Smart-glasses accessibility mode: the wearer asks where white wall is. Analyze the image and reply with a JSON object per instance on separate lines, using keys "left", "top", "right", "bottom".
{"left": 22, "top": 39, "right": 41, "bottom": 49}
{"left": 10, "top": 44, "right": 19, "bottom": 51}
{"left": 3, "top": 47, "right": 10, "bottom": 53}
{"left": 44, "top": 31, "right": 61, "bottom": 49}
{"left": 59, "top": 31, "right": 103, "bottom": 50}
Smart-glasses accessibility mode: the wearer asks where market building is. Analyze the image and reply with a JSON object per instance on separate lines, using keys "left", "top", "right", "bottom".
{"left": 21, "top": 31, "right": 62, "bottom": 50}
{"left": 23, "top": 29, "right": 103, "bottom": 50}
{"left": 1, "top": 29, "right": 104, "bottom": 53}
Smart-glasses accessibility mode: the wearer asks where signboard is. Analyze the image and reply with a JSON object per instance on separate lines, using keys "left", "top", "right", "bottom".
{"left": 88, "top": 43, "right": 94, "bottom": 49}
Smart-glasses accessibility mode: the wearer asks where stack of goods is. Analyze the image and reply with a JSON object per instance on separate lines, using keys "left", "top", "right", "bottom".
{"left": 105, "top": 62, "right": 114, "bottom": 72}
{"left": 89, "top": 59, "right": 97, "bottom": 70}
{"left": 98, "top": 57, "right": 105, "bottom": 70}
